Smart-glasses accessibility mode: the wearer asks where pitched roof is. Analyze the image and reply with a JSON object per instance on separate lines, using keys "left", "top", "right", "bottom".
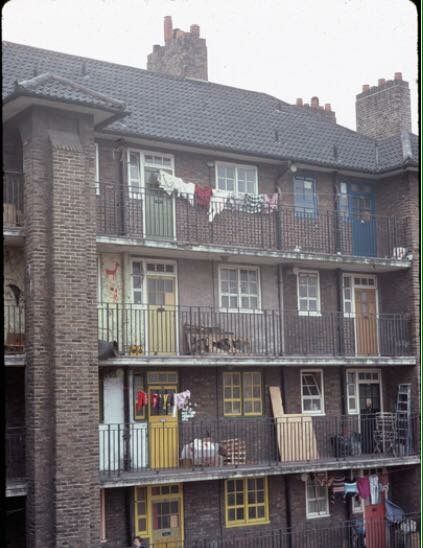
{"left": 2, "top": 41, "right": 418, "bottom": 173}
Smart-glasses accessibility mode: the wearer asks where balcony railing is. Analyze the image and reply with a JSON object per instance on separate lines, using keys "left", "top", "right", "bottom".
{"left": 98, "top": 303, "right": 411, "bottom": 359}
{"left": 96, "top": 184, "right": 408, "bottom": 259}
{"left": 186, "top": 514, "right": 421, "bottom": 548}
{"left": 99, "top": 414, "right": 418, "bottom": 477}
{"left": 4, "top": 304, "right": 25, "bottom": 353}
{"left": 6, "top": 427, "right": 25, "bottom": 480}
{"left": 3, "top": 171, "right": 24, "bottom": 229}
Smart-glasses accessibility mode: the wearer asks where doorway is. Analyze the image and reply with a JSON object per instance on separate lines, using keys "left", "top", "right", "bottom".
{"left": 354, "top": 286, "right": 378, "bottom": 356}
{"left": 147, "top": 270, "right": 177, "bottom": 355}
{"left": 348, "top": 184, "right": 376, "bottom": 257}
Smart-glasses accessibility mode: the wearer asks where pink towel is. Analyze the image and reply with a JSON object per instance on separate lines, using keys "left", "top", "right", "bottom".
{"left": 263, "top": 193, "right": 278, "bottom": 213}
{"left": 357, "top": 476, "right": 370, "bottom": 499}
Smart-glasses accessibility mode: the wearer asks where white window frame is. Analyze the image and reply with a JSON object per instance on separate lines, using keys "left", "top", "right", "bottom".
{"left": 346, "top": 369, "right": 383, "bottom": 415}
{"left": 305, "top": 478, "right": 329, "bottom": 519}
{"left": 301, "top": 369, "right": 325, "bottom": 415}
{"left": 218, "top": 265, "right": 261, "bottom": 313}
{"left": 127, "top": 148, "right": 175, "bottom": 200}
{"left": 215, "top": 162, "right": 258, "bottom": 195}
{"left": 296, "top": 270, "right": 321, "bottom": 316}
{"left": 95, "top": 142, "right": 100, "bottom": 195}
{"left": 342, "top": 274, "right": 378, "bottom": 318}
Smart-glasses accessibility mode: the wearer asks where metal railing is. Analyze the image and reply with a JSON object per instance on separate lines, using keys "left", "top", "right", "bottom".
{"left": 185, "top": 514, "right": 421, "bottom": 548}
{"left": 6, "top": 427, "right": 25, "bottom": 480}
{"left": 95, "top": 183, "right": 409, "bottom": 259}
{"left": 99, "top": 414, "right": 418, "bottom": 477}
{"left": 4, "top": 304, "right": 25, "bottom": 353}
{"left": 3, "top": 171, "right": 24, "bottom": 228}
{"left": 98, "top": 303, "right": 411, "bottom": 358}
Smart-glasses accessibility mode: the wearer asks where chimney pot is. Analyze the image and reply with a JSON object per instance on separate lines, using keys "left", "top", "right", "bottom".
{"left": 362, "top": 84, "right": 370, "bottom": 92}
{"left": 394, "top": 72, "right": 402, "bottom": 81}
{"left": 378, "top": 78, "right": 386, "bottom": 86}
{"left": 153, "top": 44, "right": 161, "bottom": 53}
{"left": 190, "top": 24, "right": 200, "bottom": 37}
{"left": 164, "top": 16, "right": 173, "bottom": 44}
{"left": 174, "top": 29, "right": 185, "bottom": 39}
{"left": 296, "top": 98, "right": 303, "bottom": 106}
{"left": 324, "top": 103, "right": 331, "bottom": 111}
{"left": 311, "top": 96, "right": 319, "bottom": 109}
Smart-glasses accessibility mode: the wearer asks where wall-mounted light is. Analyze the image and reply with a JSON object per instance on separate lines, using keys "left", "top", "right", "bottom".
{"left": 289, "top": 162, "right": 298, "bottom": 173}
{"left": 206, "top": 160, "right": 215, "bottom": 168}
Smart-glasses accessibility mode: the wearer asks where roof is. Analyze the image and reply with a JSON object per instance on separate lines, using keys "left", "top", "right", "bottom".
{"left": 2, "top": 41, "right": 418, "bottom": 174}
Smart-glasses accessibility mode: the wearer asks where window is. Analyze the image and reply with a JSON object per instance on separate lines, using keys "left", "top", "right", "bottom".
{"left": 346, "top": 371, "right": 358, "bottom": 414}
{"left": 219, "top": 266, "right": 260, "bottom": 311}
{"left": 338, "top": 181, "right": 349, "bottom": 215}
{"left": 225, "top": 478, "right": 269, "bottom": 527}
{"left": 131, "top": 261, "right": 143, "bottom": 304}
{"left": 128, "top": 150, "right": 174, "bottom": 198}
{"left": 343, "top": 275, "right": 353, "bottom": 316}
{"left": 306, "top": 478, "right": 329, "bottom": 518}
{"left": 95, "top": 143, "right": 100, "bottom": 195}
{"left": 301, "top": 370, "right": 324, "bottom": 414}
{"left": 134, "top": 487, "right": 149, "bottom": 537}
{"left": 223, "top": 372, "right": 263, "bottom": 416}
{"left": 216, "top": 163, "right": 258, "bottom": 195}
{"left": 297, "top": 271, "right": 320, "bottom": 315}
{"left": 294, "top": 176, "right": 317, "bottom": 216}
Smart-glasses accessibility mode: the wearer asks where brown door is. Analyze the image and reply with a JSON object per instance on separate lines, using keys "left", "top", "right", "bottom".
{"left": 355, "top": 288, "right": 378, "bottom": 356}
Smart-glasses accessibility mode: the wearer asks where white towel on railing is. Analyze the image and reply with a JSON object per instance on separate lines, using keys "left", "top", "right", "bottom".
{"left": 208, "top": 189, "right": 232, "bottom": 222}
{"left": 158, "top": 171, "right": 195, "bottom": 205}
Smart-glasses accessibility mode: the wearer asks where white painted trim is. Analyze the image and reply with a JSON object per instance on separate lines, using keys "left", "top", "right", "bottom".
{"left": 215, "top": 161, "right": 258, "bottom": 195}
{"left": 346, "top": 368, "right": 383, "bottom": 415}
{"left": 300, "top": 369, "right": 325, "bottom": 415}
{"left": 296, "top": 269, "right": 321, "bottom": 315}
{"left": 217, "top": 264, "right": 262, "bottom": 312}
{"left": 305, "top": 478, "right": 330, "bottom": 519}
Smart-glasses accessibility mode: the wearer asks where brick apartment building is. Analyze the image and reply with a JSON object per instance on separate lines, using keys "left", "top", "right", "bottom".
{"left": 3, "top": 16, "right": 420, "bottom": 548}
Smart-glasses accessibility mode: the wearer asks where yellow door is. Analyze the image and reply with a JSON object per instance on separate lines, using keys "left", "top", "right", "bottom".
{"left": 150, "top": 485, "right": 183, "bottom": 548}
{"left": 148, "top": 384, "right": 179, "bottom": 469}
{"left": 355, "top": 288, "right": 378, "bottom": 356}
{"left": 147, "top": 275, "right": 176, "bottom": 355}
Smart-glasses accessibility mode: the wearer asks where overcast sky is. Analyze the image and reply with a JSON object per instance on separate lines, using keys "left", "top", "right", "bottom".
{"left": 3, "top": 0, "right": 418, "bottom": 133}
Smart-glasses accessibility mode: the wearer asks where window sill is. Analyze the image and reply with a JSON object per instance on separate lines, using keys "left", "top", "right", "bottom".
{"left": 298, "top": 311, "right": 321, "bottom": 317}
{"left": 306, "top": 513, "right": 330, "bottom": 520}
{"left": 302, "top": 411, "right": 325, "bottom": 416}
{"left": 225, "top": 519, "right": 270, "bottom": 528}
{"left": 219, "top": 308, "right": 263, "bottom": 315}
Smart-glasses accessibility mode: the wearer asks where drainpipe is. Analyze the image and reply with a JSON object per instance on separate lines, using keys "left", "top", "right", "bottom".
{"left": 277, "top": 264, "right": 285, "bottom": 355}
{"left": 332, "top": 171, "right": 340, "bottom": 253}
{"left": 284, "top": 475, "right": 292, "bottom": 548}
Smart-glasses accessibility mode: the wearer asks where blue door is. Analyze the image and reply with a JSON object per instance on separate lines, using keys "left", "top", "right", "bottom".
{"left": 348, "top": 185, "right": 376, "bottom": 257}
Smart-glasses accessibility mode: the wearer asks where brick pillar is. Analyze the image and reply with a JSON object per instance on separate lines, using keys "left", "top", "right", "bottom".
{"left": 19, "top": 106, "right": 99, "bottom": 547}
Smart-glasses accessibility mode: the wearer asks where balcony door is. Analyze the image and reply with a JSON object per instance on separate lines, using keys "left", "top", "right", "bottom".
{"left": 348, "top": 184, "right": 376, "bottom": 257}
{"left": 147, "top": 374, "right": 179, "bottom": 470}
{"left": 355, "top": 286, "right": 378, "bottom": 356}
{"left": 147, "top": 265, "right": 177, "bottom": 355}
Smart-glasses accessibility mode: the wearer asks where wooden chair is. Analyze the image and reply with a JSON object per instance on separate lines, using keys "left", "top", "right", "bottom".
{"left": 373, "top": 412, "right": 397, "bottom": 456}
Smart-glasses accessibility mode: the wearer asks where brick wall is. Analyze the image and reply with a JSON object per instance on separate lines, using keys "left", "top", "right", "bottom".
{"left": 103, "top": 488, "right": 128, "bottom": 547}
{"left": 18, "top": 105, "right": 100, "bottom": 547}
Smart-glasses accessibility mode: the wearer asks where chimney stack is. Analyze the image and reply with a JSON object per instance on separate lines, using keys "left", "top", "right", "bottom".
{"left": 356, "top": 73, "right": 411, "bottom": 138}
{"left": 147, "top": 16, "right": 208, "bottom": 80}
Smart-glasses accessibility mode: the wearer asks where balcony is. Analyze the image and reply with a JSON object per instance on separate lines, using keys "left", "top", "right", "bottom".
{"left": 96, "top": 184, "right": 409, "bottom": 262}
{"left": 186, "top": 515, "right": 421, "bottom": 548}
{"left": 98, "top": 304, "right": 412, "bottom": 361}
{"left": 3, "top": 171, "right": 24, "bottom": 230}
{"left": 6, "top": 427, "right": 25, "bottom": 481}
{"left": 4, "top": 304, "right": 25, "bottom": 354}
{"left": 99, "top": 414, "right": 418, "bottom": 480}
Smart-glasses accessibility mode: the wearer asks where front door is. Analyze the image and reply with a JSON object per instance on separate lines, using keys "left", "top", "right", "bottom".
{"left": 147, "top": 274, "right": 177, "bottom": 355}
{"left": 349, "top": 186, "right": 376, "bottom": 257}
{"left": 148, "top": 381, "right": 179, "bottom": 469}
{"left": 151, "top": 485, "right": 183, "bottom": 547}
{"left": 355, "top": 287, "right": 378, "bottom": 356}
{"left": 143, "top": 154, "right": 175, "bottom": 240}
{"left": 364, "top": 503, "right": 386, "bottom": 548}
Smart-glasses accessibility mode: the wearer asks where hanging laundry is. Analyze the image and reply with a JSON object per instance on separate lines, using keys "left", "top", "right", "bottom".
{"left": 158, "top": 171, "right": 195, "bottom": 205}
{"left": 263, "top": 192, "right": 279, "bottom": 213}
{"left": 135, "top": 390, "right": 147, "bottom": 413}
{"left": 151, "top": 393, "right": 159, "bottom": 409}
{"left": 241, "top": 193, "right": 265, "bottom": 214}
{"left": 330, "top": 473, "right": 346, "bottom": 504}
{"left": 357, "top": 476, "right": 370, "bottom": 499}
{"left": 314, "top": 472, "right": 328, "bottom": 487}
{"left": 208, "top": 189, "right": 231, "bottom": 222}
{"left": 195, "top": 184, "right": 213, "bottom": 208}
{"left": 385, "top": 499, "right": 405, "bottom": 524}
{"left": 172, "top": 389, "right": 191, "bottom": 416}
{"left": 344, "top": 482, "right": 358, "bottom": 495}
{"left": 369, "top": 474, "right": 380, "bottom": 504}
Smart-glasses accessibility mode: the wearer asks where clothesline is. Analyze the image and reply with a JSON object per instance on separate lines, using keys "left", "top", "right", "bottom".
{"left": 135, "top": 389, "right": 191, "bottom": 416}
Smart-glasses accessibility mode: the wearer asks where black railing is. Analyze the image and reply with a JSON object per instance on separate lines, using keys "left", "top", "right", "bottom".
{"left": 99, "top": 414, "right": 418, "bottom": 477}
{"left": 3, "top": 171, "right": 24, "bottom": 228}
{"left": 98, "top": 303, "right": 411, "bottom": 358}
{"left": 96, "top": 183, "right": 409, "bottom": 259}
{"left": 185, "top": 514, "right": 421, "bottom": 548}
{"left": 4, "top": 304, "right": 25, "bottom": 353}
{"left": 6, "top": 426, "right": 25, "bottom": 480}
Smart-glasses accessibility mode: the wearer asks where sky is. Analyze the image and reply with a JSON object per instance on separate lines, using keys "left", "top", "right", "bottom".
{"left": 2, "top": 0, "right": 418, "bottom": 133}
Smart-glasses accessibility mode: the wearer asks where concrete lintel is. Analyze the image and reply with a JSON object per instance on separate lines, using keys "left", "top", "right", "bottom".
{"left": 4, "top": 229, "right": 25, "bottom": 246}
{"left": 6, "top": 480, "right": 27, "bottom": 497}
{"left": 5, "top": 354, "right": 26, "bottom": 367}
{"left": 100, "top": 457, "right": 420, "bottom": 488}
{"left": 99, "top": 356, "right": 416, "bottom": 367}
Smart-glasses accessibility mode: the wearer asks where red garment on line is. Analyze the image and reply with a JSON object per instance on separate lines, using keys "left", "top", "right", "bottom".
{"left": 135, "top": 391, "right": 147, "bottom": 412}
{"left": 195, "top": 185, "right": 213, "bottom": 207}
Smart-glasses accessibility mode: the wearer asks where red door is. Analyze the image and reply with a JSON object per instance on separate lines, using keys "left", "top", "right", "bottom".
{"left": 365, "top": 503, "right": 386, "bottom": 548}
